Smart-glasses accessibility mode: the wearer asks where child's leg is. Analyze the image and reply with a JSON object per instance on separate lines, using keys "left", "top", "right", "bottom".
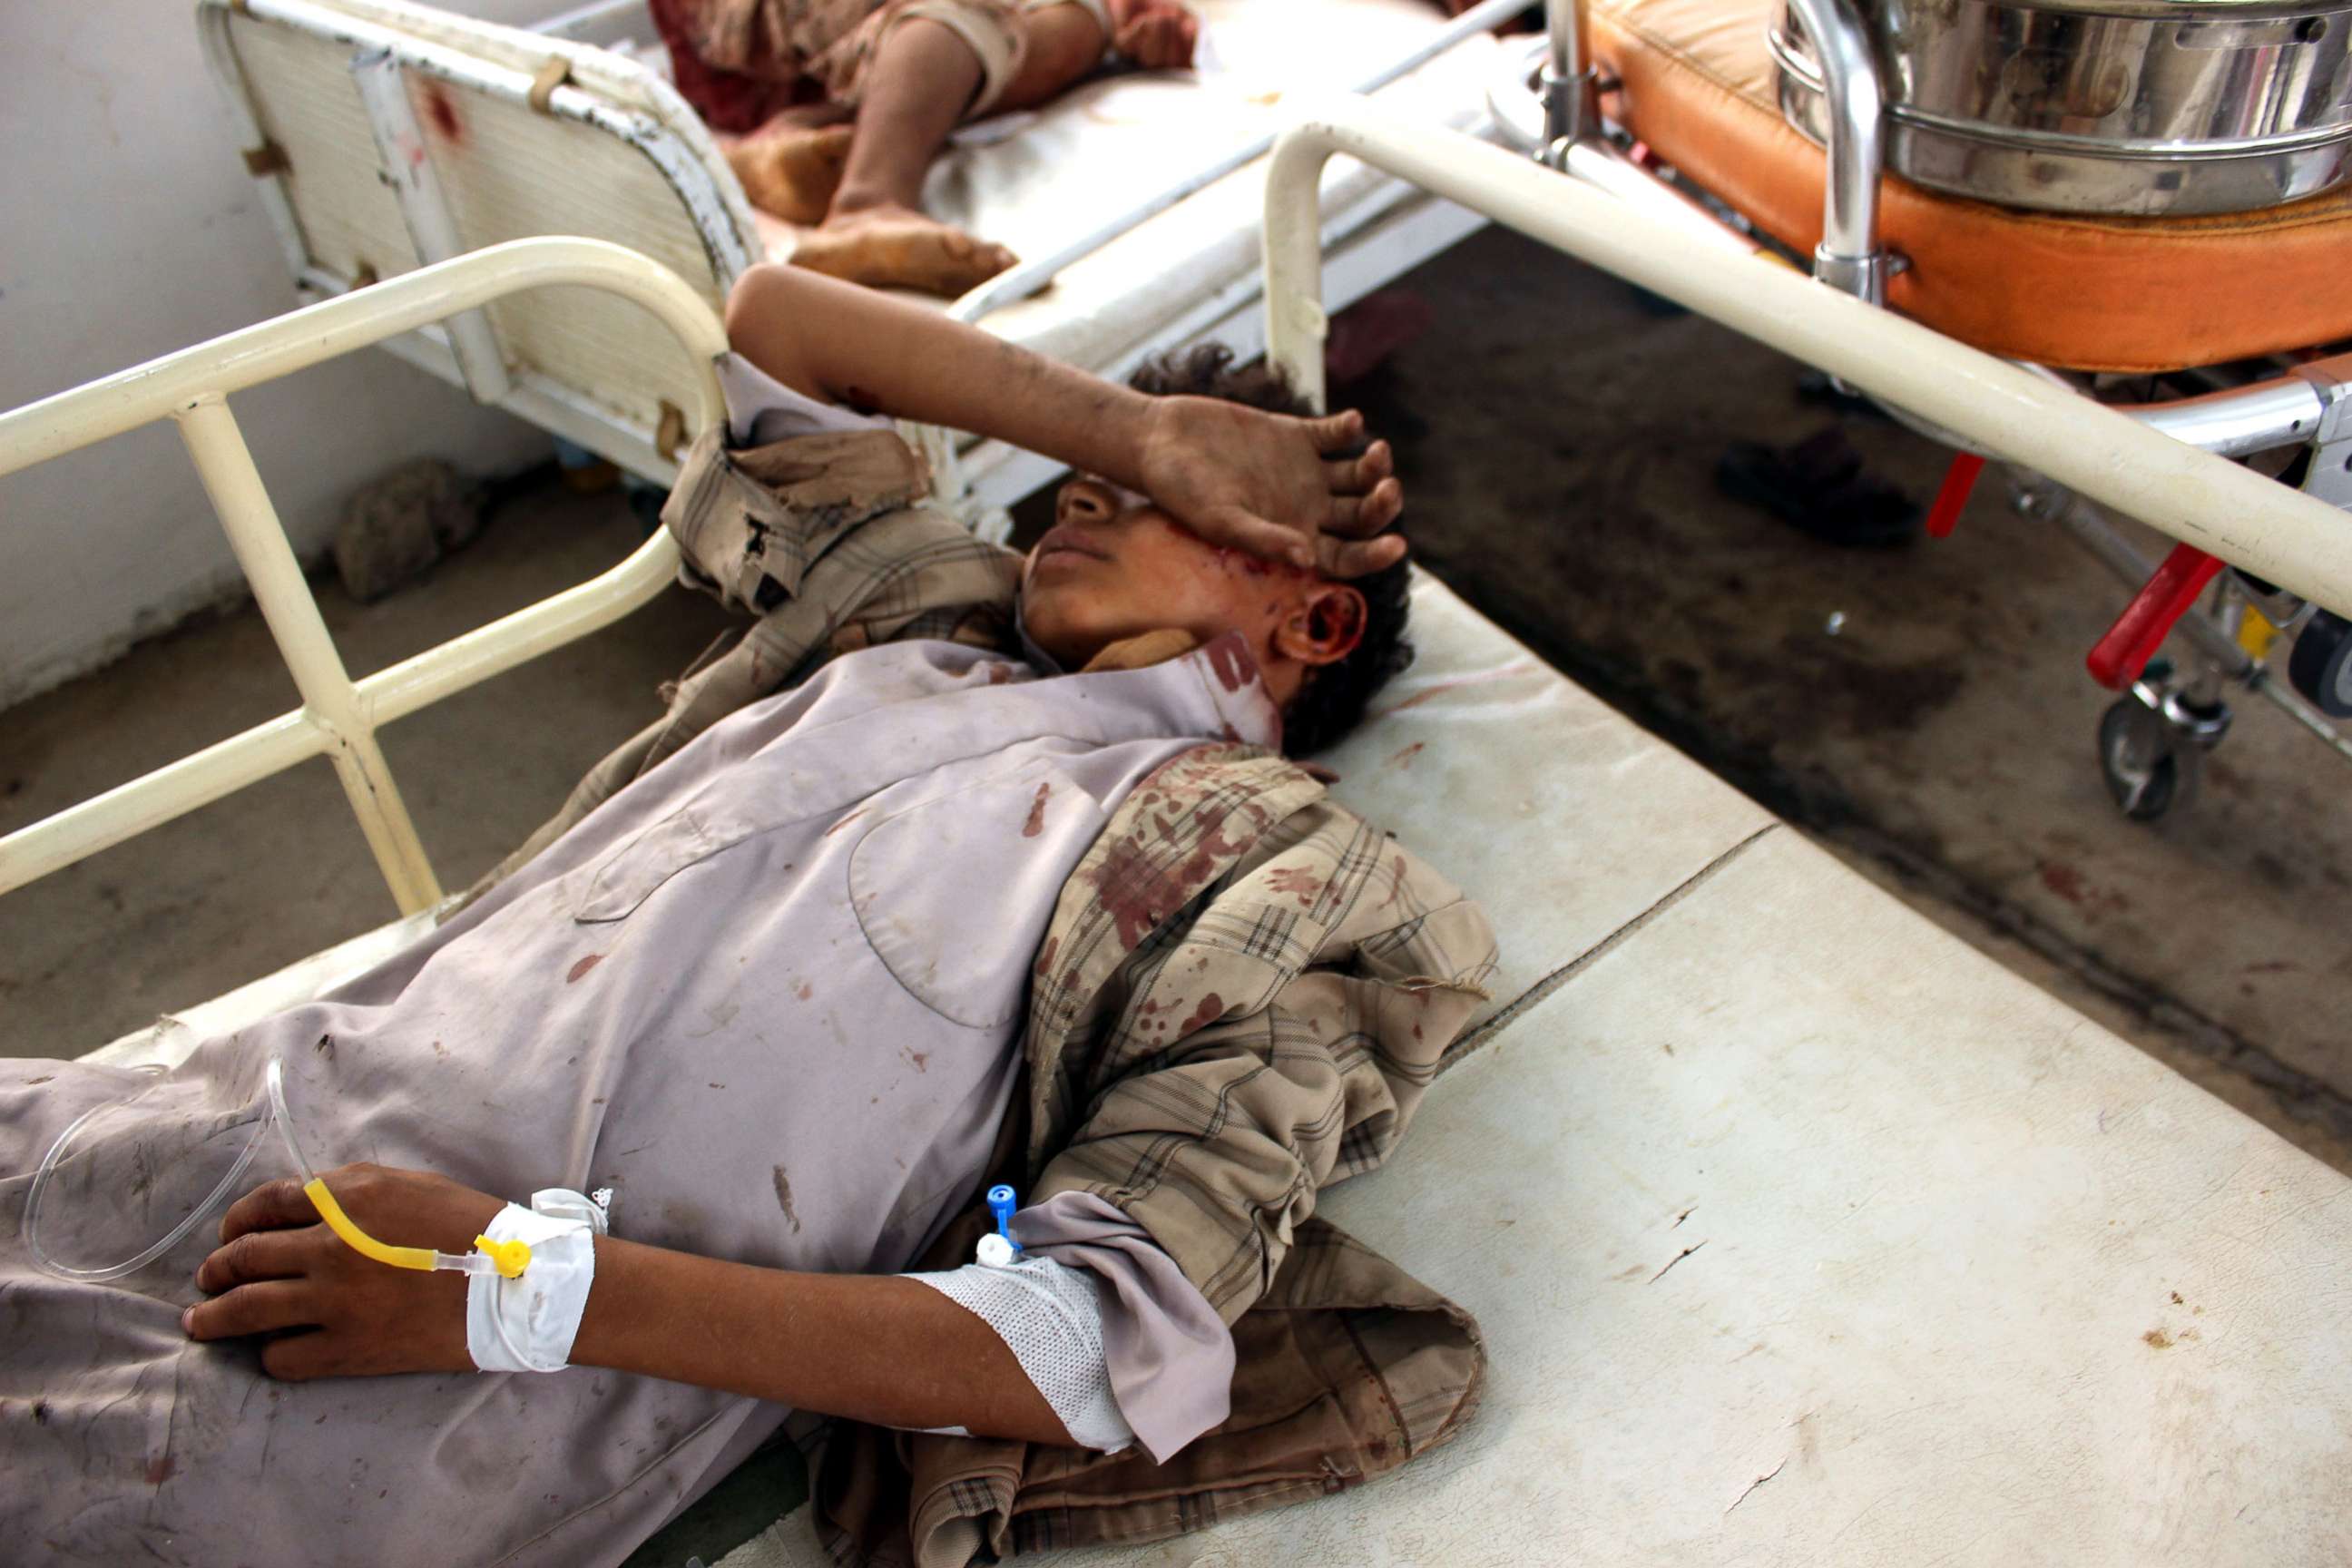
{"left": 826, "top": 15, "right": 989, "bottom": 222}
{"left": 787, "top": 15, "right": 1013, "bottom": 294}
{"left": 732, "top": 2, "right": 1104, "bottom": 231}
{"left": 784, "top": 1, "right": 1117, "bottom": 294}
{"left": 725, "top": 121, "right": 856, "bottom": 227}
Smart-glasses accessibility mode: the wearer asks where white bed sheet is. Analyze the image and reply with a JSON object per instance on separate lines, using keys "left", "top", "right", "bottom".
{"left": 72, "top": 573, "right": 2352, "bottom": 1565}
{"left": 707, "top": 584, "right": 2352, "bottom": 1568}
{"left": 762, "top": 0, "right": 1511, "bottom": 366}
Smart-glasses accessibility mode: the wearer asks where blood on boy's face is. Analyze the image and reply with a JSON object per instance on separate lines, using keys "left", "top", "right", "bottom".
{"left": 1021, "top": 478, "right": 1326, "bottom": 677}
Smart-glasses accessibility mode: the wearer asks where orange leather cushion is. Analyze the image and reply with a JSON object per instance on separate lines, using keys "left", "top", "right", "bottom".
{"left": 1586, "top": 0, "right": 2352, "bottom": 373}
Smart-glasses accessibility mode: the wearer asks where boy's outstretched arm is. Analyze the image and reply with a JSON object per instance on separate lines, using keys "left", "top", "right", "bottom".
{"left": 722, "top": 263, "right": 1406, "bottom": 577}
{"left": 186, "top": 1164, "right": 1082, "bottom": 1446}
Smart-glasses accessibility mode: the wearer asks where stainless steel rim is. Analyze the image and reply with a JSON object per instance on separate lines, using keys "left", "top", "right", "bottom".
{"left": 1769, "top": 27, "right": 2352, "bottom": 163}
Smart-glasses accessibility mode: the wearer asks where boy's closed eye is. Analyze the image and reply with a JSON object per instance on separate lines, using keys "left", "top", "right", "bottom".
{"left": 1022, "top": 477, "right": 1369, "bottom": 711}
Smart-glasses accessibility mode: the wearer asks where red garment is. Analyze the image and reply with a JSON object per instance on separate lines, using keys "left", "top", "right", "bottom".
{"left": 648, "top": 0, "right": 803, "bottom": 132}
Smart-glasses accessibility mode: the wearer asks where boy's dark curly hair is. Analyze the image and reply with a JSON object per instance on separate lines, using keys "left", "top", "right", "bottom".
{"left": 1126, "top": 345, "right": 1413, "bottom": 757}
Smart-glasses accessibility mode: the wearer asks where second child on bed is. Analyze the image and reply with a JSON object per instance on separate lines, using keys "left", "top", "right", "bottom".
{"left": 652, "top": 0, "right": 1200, "bottom": 296}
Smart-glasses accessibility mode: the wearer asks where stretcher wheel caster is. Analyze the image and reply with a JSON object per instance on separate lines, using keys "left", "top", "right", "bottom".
{"left": 2098, "top": 694, "right": 2197, "bottom": 822}
{"left": 2288, "top": 611, "right": 2352, "bottom": 718}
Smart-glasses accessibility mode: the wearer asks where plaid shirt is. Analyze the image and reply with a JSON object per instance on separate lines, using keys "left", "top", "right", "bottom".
{"left": 491, "top": 427, "right": 1499, "bottom": 1563}
{"left": 816, "top": 749, "right": 1501, "bottom": 1567}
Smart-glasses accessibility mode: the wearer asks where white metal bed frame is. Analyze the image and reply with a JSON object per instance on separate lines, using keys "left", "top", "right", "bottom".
{"left": 198, "top": 0, "right": 755, "bottom": 488}
{"left": 1263, "top": 102, "right": 2352, "bottom": 621}
{"left": 5, "top": 106, "right": 2352, "bottom": 1568}
{"left": 0, "top": 239, "right": 723, "bottom": 914}
{"left": 196, "top": 0, "right": 1536, "bottom": 513}
{"left": 6, "top": 102, "right": 2349, "bottom": 917}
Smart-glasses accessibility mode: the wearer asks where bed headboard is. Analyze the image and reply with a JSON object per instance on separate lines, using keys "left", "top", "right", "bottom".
{"left": 198, "top": 0, "right": 760, "bottom": 483}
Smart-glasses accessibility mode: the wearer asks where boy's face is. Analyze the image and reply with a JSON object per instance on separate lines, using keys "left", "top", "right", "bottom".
{"left": 1022, "top": 479, "right": 1367, "bottom": 703}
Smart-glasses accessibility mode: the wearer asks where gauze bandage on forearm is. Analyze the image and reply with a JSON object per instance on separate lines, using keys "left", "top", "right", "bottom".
{"left": 466, "top": 1189, "right": 609, "bottom": 1374}
{"left": 909, "top": 1256, "right": 1135, "bottom": 1451}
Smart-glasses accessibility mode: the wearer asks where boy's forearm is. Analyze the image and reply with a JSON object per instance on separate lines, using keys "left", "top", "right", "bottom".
{"left": 725, "top": 264, "right": 1156, "bottom": 489}
{"left": 569, "top": 1234, "right": 1074, "bottom": 1445}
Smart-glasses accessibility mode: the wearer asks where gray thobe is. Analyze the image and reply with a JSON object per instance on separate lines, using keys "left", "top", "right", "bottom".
{"left": 0, "top": 633, "right": 1278, "bottom": 1567}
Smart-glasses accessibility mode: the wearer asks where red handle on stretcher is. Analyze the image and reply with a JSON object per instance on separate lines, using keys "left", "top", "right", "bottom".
{"left": 2085, "top": 543, "right": 2225, "bottom": 691}
{"left": 1925, "top": 453, "right": 1984, "bottom": 539}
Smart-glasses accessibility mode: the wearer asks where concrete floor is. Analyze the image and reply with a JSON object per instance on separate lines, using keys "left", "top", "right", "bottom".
{"left": 0, "top": 481, "right": 733, "bottom": 1056}
{"left": 5, "top": 226, "right": 2347, "bottom": 1180}
{"left": 1356, "top": 228, "right": 2352, "bottom": 1172}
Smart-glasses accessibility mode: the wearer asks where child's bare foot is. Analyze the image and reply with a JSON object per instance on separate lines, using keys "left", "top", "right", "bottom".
{"left": 789, "top": 204, "right": 1017, "bottom": 297}
{"left": 723, "top": 123, "right": 854, "bottom": 226}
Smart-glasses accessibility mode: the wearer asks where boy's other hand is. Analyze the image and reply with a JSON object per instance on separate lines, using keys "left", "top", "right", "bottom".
{"left": 184, "top": 1163, "right": 502, "bottom": 1379}
{"left": 1108, "top": 0, "right": 1199, "bottom": 69}
{"left": 1136, "top": 397, "right": 1406, "bottom": 577}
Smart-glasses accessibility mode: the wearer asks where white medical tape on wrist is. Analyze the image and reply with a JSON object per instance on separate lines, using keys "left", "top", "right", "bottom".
{"left": 466, "top": 1188, "right": 609, "bottom": 1374}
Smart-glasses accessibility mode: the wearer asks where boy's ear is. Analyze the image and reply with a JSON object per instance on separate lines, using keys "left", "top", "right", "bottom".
{"left": 1274, "top": 583, "right": 1367, "bottom": 669}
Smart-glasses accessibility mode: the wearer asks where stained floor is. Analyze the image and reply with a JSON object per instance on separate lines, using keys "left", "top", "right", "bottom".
{"left": 1360, "top": 228, "right": 2352, "bottom": 1172}
{"left": 4, "top": 225, "right": 2347, "bottom": 1177}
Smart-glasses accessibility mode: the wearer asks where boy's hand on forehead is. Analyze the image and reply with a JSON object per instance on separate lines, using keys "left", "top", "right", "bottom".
{"left": 1135, "top": 396, "right": 1406, "bottom": 579}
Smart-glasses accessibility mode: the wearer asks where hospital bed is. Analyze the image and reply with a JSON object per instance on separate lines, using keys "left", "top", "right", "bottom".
{"left": 5, "top": 195, "right": 2350, "bottom": 1559}
{"left": 192, "top": 0, "right": 1533, "bottom": 525}
{"left": 193, "top": 0, "right": 2352, "bottom": 822}
{"left": 1482, "top": 0, "right": 2352, "bottom": 819}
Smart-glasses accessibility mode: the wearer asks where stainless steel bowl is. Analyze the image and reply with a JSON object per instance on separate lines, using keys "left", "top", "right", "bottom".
{"left": 1772, "top": 0, "right": 2352, "bottom": 214}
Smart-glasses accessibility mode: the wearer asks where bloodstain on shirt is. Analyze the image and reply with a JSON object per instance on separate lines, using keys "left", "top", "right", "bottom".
{"left": 1089, "top": 838, "right": 1189, "bottom": 947}
{"left": 1023, "top": 782, "right": 1053, "bottom": 838}
{"left": 1267, "top": 866, "right": 1324, "bottom": 906}
{"left": 1181, "top": 994, "right": 1226, "bottom": 1034}
{"left": 567, "top": 954, "right": 604, "bottom": 984}
{"left": 771, "top": 1166, "right": 802, "bottom": 1232}
{"left": 1202, "top": 636, "right": 1252, "bottom": 693}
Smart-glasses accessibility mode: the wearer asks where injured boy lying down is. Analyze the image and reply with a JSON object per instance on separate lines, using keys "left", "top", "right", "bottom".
{"left": 0, "top": 265, "right": 1496, "bottom": 1567}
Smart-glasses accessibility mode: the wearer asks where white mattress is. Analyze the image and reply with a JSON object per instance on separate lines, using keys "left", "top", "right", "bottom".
{"left": 78, "top": 573, "right": 2352, "bottom": 1563}
{"left": 760, "top": 0, "right": 1511, "bottom": 366}
{"left": 710, "top": 576, "right": 2352, "bottom": 1567}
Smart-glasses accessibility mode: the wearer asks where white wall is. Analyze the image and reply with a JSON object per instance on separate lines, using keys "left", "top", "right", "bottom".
{"left": 0, "top": 0, "right": 579, "bottom": 708}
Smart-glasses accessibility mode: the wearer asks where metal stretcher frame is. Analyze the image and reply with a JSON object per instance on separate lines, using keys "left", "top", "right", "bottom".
{"left": 1479, "top": 0, "right": 2352, "bottom": 794}
{"left": 0, "top": 239, "right": 725, "bottom": 915}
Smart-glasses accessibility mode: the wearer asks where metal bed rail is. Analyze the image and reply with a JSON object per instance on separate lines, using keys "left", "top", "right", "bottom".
{"left": 1260, "top": 96, "right": 2352, "bottom": 618}
{"left": 0, "top": 238, "right": 727, "bottom": 915}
